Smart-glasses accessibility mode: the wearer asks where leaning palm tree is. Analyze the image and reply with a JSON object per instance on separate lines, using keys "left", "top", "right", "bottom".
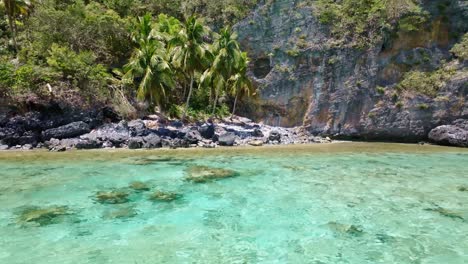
{"left": 208, "top": 27, "right": 242, "bottom": 115}
{"left": 2, "top": 0, "right": 32, "bottom": 51}
{"left": 170, "top": 15, "right": 210, "bottom": 120}
{"left": 229, "top": 52, "right": 254, "bottom": 117}
{"left": 123, "top": 14, "right": 175, "bottom": 111}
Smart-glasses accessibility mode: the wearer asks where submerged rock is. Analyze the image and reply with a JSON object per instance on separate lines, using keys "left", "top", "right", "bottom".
{"left": 327, "top": 221, "right": 364, "bottom": 236}
{"left": 458, "top": 186, "right": 468, "bottom": 192}
{"left": 102, "top": 206, "right": 137, "bottom": 219}
{"left": 424, "top": 207, "right": 464, "bottom": 220}
{"left": 148, "top": 191, "right": 180, "bottom": 202}
{"left": 95, "top": 190, "right": 129, "bottom": 204}
{"left": 185, "top": 165, "right": 238, "bottom": 183}
{"left": 129, "top": 181, "right": 150, "bottom": 192}
{"left": 17, "top": 206, "right": 71, "bottom": 226}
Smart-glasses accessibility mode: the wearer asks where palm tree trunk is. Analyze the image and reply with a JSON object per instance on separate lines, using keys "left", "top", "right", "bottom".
{"left": 212, "top": 89, "right": 219, "bottom": 116}
{"left": 6, "top": 11, "right": 17, "bottom": 52}
{"left": 231, "top": 91, "right": 239, "bottom": 119}
{"left": 182, "top": 74, "right": 194, "bottom": 121}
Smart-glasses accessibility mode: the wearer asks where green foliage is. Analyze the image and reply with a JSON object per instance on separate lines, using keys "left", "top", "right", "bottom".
{"left": 23, "top": 0, "right": 131, "bottom": 65}
{"left": 286, "top": 48, "right": 300, "bottom": 57}
{"left": 376, "top": 86, "right": 385, "bottom": 95}
{"left": 417, "top": 103, "right": 429, "bottom": 110}
{"left": 47, "top": 44, "right": 110, "bottom": 96}
{"left": 451, "top": 33, "right": 468, "bottom": 61}
{"left": 316, "top": 0, "right": 426, "bottom": 48}
{"left": 0, "top": 60, "right": 15, "bottom": 90}
{"left": 123, "top": 14, "right": 174, "bottom": 110}
{"left": 0, "top": 0, "right": 258, "bottom": 117}
{"left": 398, "top": 65, "right": 456, "bottom": 97}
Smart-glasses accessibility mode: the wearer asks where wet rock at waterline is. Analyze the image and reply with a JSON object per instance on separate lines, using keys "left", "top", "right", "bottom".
{"left": 185, "top": 165, "right": 238, "bottom": 183}
{"left": 148, "top": 191, "right": 181, "bottom": 202}
{"left": 16, "top": 206, "right": 71, "bottom": 226}
{"left": 95, "top": 190, "right": 130, "bottom": 204}
{"left": 428, "top": 120, "right": 468, "bottom": 147}
{"left": 42, "top": 121, "right": 90, "bottom": 140}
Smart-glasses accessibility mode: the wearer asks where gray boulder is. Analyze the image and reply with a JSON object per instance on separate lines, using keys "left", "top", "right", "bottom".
{"left": 428, "top": 120, "right": 468, "bottom": 147}
{"left": 42, "top": 121, "right": 90, "bottom": 140}
{"left": 185, "top": 129, "right": 203, "bottom": 144}
{"left": 218, "top": 132, "right": 236, "bottom": 146}
{"left": 81, "top": 121, "right": 129, "bottom": 144}
{"left": 142, "top": 134, "right": 162, "bottom": 148}
{"left": 128, "top": 120, "right": 147, "bottom": 136}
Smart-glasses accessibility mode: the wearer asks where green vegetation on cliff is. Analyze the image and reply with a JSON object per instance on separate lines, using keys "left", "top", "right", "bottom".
{"left": 316, "top": 0, "right": 427, "bottom": 48}
{"left": 0, "top": 0, "right": 258, "bottom": 119}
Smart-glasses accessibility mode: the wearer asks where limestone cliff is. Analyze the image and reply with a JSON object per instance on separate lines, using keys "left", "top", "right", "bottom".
{"left": 235, "top": 0, "right": 468, "bottom": 141}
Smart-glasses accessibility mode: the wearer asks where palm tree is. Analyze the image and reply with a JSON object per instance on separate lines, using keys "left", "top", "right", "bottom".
{"left": 2, "top": 0, "right": 32, "bottom": 52}
{"left": 123, "top": 14, "right": 175, "bottom": 111}
{"left": 170, "top": 15, "right": 210, "bottom": 120}
{"left": 208, "top": 27, "right": 242, "bottom": 115}
{"left": 229, "top": 52, "right": 254, "bottom": 117}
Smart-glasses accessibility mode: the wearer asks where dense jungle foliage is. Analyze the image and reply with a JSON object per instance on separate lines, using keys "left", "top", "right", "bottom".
{"left": 0, "top": 0, "right": 258, "bottom": 119}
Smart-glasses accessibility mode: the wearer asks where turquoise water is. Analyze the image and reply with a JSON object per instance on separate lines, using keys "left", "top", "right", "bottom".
{"left": 0, "top": 143, "right": 467, "bottom": 264}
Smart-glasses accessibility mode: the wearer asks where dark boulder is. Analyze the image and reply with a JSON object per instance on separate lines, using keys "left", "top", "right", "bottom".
{"left": 18, "top": 131, "right": 40, "bottom": 146}
{"left": 0, "top": 131, "right": 20, "bottom": 146}
{"left": 218, "top": 132, "right": 236, "bottom": 146}
{"left": 252, "top": 128, "right": 264, "bottom": 137}
{"left": 42, "top": 121, "right": 91, "bottom": 140}
{"left": 128, "top": 137, "right": 144, "bottom": 149}
{"left": 75, "top": 139, "right": 101, "bottom": 149}
{"left": 170, "top": 138, "right": 189, "bottom": 149}
{"left": 198, "top": 123, "right": 215, "bottom": 139}
{"left": 102, "top": 106, "right": 121, "bottom": 122}
{"left": 142, "top": 134, "right": 162, "bottom": 148}
{"left": 428, "top": 120, "right": 468, "bottom": 147}
{"left": 81, "top": 121, "right": 129, "bottom": 144}
{"left": 268, "top": 130, "right": 281, "bottom": 142}
{"left": 157, "top": 127, "right": 181, "bottom": 138}
{"left": 185, "top": 129, "right": 203, "bottom": 144}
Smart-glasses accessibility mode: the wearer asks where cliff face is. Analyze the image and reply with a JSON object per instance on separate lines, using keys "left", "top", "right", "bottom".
{"left": 235, "top": 0, "right": 468, "bottom": 141}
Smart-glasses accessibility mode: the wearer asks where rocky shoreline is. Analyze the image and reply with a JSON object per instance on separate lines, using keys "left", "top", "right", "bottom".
{"left": 1, "top": 105, "right": 467, "bottom": 151}
{"left": 0, "top": 106, "right": 333, "bottom": 151}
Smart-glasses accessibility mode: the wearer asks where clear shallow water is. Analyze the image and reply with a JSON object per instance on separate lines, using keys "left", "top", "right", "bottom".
{"left": 0, "top": 143, "right": 467, "bottom": 264}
